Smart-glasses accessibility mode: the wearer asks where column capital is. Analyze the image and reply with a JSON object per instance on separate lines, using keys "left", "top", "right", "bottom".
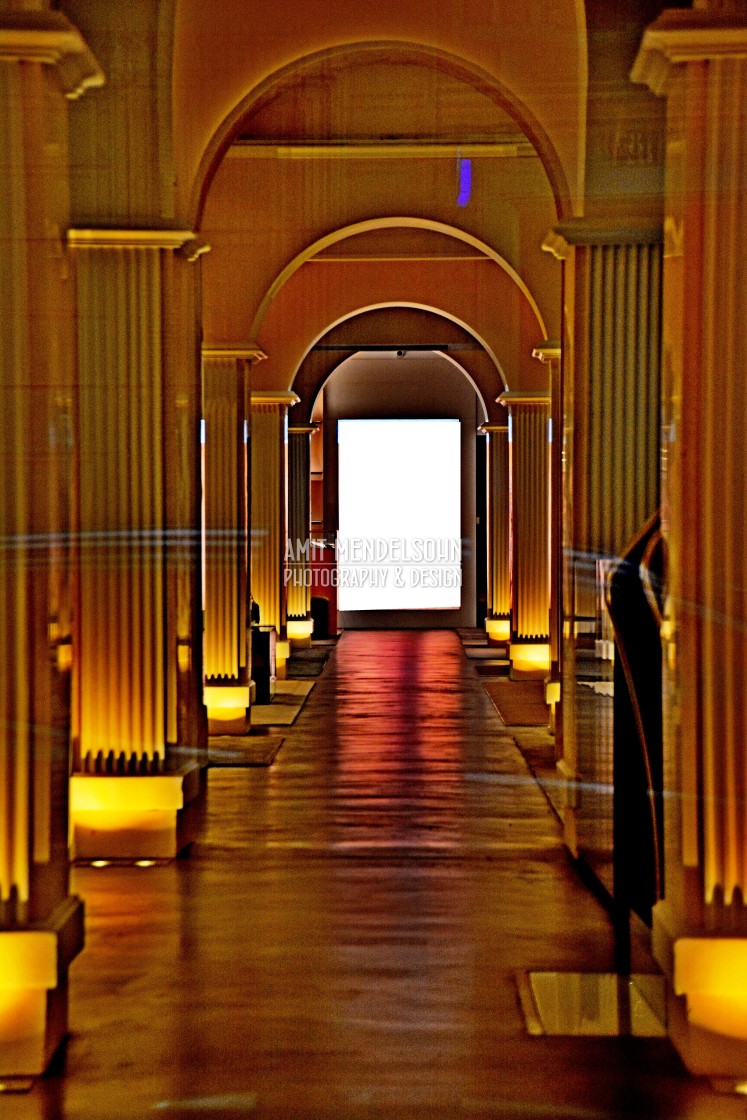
{"left": 288, "top": 424, "right": 320, "bottom": 435}
{"left": 532, "top": 340, "right": 562, "bottom": 365}
{"left": 68, "top": 228, "right": 197, "bottom": 250}
{"left": 0, "top": 11, "right": 104, "bottom": 100}
{"left": 251, "top": 390, "right": 300, "bottom": 410}
{"left": 477, "top": 423, "right": 509, "bottom": 434}
{"left": 542, "top": 218, "right": 663, "bottom": 260}
{"left": 203, "top": 343, "right": 267, "bottom": 364}
{"left": 631, "top": 10, "right": 747, "bottom": 97}
{"left": 498, "top": 390, "right": 550, "bottom": 408}
{"left": 181, "top": 238, "right": 212, "bottom": 263}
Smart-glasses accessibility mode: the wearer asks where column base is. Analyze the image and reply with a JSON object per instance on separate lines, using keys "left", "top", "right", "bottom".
{"left": 286, "top": 618, "right": 314, "bottom": 649}
{"left": 0, "top": 898, "right": 84, "bottom": 1078}
{"left": 653, "top": 901, "right": 747, "bottom": 1079}
{"left": 509, "top": 642, "right": 550, "bottom": 678}
{"left": 70, "top": 765, "right": 203, "bottom": 861}
{"left": 275, "top": 640, "right": 291, "bottom": 680}
{"left": 545, "top": 678, "right": 561, "bottom": 734}
{"left": 485, "top": 617, "right": 510, "bottom": 645}
{"left": 204, "top": 684, "right": 251, "bottom": 735}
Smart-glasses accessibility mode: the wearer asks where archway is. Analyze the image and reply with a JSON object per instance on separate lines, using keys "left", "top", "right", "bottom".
{"left": 250, "top": 268, "right": 547, "bottom": 394}
{"left": 185, "top": 39, "right": 580, "bottom": 226}
{"left": 250, "top": 218, "right": 548, "bottom": 344}
{"left": 289, "top": 304, "right": 498, "bottom": 421}
{"left": 304, "top": 347, "right": 486, "bottom": 632}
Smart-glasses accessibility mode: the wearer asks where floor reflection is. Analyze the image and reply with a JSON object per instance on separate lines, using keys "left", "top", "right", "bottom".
{"left": 0, "top": 631, "right": 741, "bottom": 1120}
{"left": 519, "top": 971, "right": 666, "bottom": 1038}
{"left": 331, "top": 631, "right": 465, "bottom": 851}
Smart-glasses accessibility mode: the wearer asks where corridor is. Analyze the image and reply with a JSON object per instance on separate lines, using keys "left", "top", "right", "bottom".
{"left": 8, "top": 632, "right": 740, "bottom": 1119}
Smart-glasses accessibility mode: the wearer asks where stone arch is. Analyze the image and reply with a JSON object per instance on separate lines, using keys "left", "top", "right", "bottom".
{"left": 288, "top": 301, "right": 507, "bottom": 415}
{"left": 250, "top": 218, "right": 548, "bottom": 344}
{"left": 189, "top": 41, "right": 575, "bottom": 226}
{"left": 308, "top": 346, "right": 490, "bottom": 426}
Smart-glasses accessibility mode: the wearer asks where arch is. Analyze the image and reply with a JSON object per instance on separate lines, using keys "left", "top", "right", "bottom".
{"left": 190, "top": 41, "right": 574, "bottom": 226}
{"left": 308, "top": 345, "right": 490, "bottom": 425}
{"left": 290, "top": 300, "right": 507, "bottom": 395}
{"left": 250, "top": 217, "right": 548, "bottom": 343}
{"left": 249, "top": 249, "right": 548, "bottom": 394}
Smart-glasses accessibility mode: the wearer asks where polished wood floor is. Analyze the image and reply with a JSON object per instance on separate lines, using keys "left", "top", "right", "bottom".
{"left": 6, "top": 631, "right": 742, "bottom": 1119}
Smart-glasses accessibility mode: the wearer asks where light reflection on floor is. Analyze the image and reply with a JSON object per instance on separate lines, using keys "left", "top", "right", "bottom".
{"left": 1, "top": 631, "right": 742, "bottom": 1120}
{"left": 519, "top": 972, "right": 667, "bottom": 1038}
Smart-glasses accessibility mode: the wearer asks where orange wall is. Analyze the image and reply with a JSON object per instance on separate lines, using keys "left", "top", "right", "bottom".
{"left": 201, "top": 152, "right": 561, "bottom": 344}
{"left": 202, "top": 152, "right": 559, "bottom": 336}
{"left": 193, "top": 7, "right": 568, "bottom": 400}
{"left": 241, "top": 257, "right": 546, "bottom": 393}
{"left": 173, "top": 0, "right": 586, "bottom": 222}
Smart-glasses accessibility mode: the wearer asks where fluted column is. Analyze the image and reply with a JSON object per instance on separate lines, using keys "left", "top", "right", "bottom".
{"left": 204, "top": 354, "right": 243, "bottom": 682}
{"left": 543, "top": 223, "right": 663, "bottom": 849}
{"left": 251, "top": 391, "right": 299, "bottom": 674}
{"left": 0, "top": 11, "right": 101, "bottom": 1077}
{"left": 633, "top": 11, "right": 747, "bottom": 1078}
{"left": 68, "top": 229, "right": 206, "bottom": 859}
{"left": 543, "top": 228, "right": 662, "bottom": 575}
{"left": 286, "top": 425, "right": 318, "bottom": 648}
{"left": 163, "top": 241, "right": 210, "bottom": 762}
{"left": 532, "top": 344, "right": 563, "bottom": 732}
{"left": 499, "top": 392, "right": 551, "bottom": 676}
{"left": 202, "top": 347, "right": 264, "bottom": 731}
{"left": 479, "top": 424, "right": 511, "bottom": 644}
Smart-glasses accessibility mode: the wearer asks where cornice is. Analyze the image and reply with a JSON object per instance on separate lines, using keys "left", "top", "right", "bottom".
{"left": 251, "top": 391, "right": 301, "bottom": 409}
{"left": 229, "top": 139, "right": 537, "bottom": 161}
{"left": 68, "top": 229, "right": 196, "bottom": 250}
{"left": 542, "top": 219, "right": 663, "bottom": 259}
{"left": 181, "top": 238, "right": 211, "bottom": 262}
{"left": 631, "top": 11, "right": 747, "bottom": 97}
{"left": 203, "top": 344, "right": 267, "bottom": 363}
{"left": 532, "top": 341, "right": 562, "bottom": 365}
{"left": 0, "top": 12, "right": 104, "bottom": 100}
{"left": 498, "top": 390, "right": 551, "bottom": 407}
{"left": 541, "top": 228, "right": 573, "bottom": 262}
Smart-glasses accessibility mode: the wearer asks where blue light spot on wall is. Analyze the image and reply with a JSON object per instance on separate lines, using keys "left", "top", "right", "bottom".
{"left": 457, "top": 157, "right": 472, "bottom": 207}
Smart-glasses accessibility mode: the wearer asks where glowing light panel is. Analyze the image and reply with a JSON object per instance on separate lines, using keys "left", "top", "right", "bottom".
{"left": 486, "top": 618, "right": 510, "bottom": 642}
{"left": 510, "top": 643, "right": 551, "bottom": 673}
{"left": 457, "top": 157, "right": 472, "bottom": 207}
{"left": 337, "top": 419, "right": 461, "bottom": 611}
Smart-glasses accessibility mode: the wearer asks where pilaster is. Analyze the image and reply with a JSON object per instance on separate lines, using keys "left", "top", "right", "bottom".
{"left": 163, "top": 239, "right": 211, "bottom": 763}
{"left": 478, "top": 424, "right": 510, "bottom": 645}
{"left": 68, "top": 228, "right": 206, "bottom": 859}
{"left": 543, "top": 221, "right": 663, "bottom": 860}
{"left": 532, "top": 343, "right": 563, "bottom": 734}
{"left": 202, "top": 345, "right": 264, "bottom": 732}
{"left": 63, "top": 0, "right": 176, "bottom": 226}
{"left": 544, "top": 222, "right": 662, "bottom": 571}
{"left": 287, "top": 425, "right": 318, "bottom": 648}
{"left": 632, "top": 10, "right": 747, "bottom": 1079}
{"left": 251, "top": 391, "right": 299, "bottom": 674}
{"left": 498, "top": 391, "right": 551, "bottom": 677}
{"left": 0, "top": 11, "right": 97, "bottom": 1077}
